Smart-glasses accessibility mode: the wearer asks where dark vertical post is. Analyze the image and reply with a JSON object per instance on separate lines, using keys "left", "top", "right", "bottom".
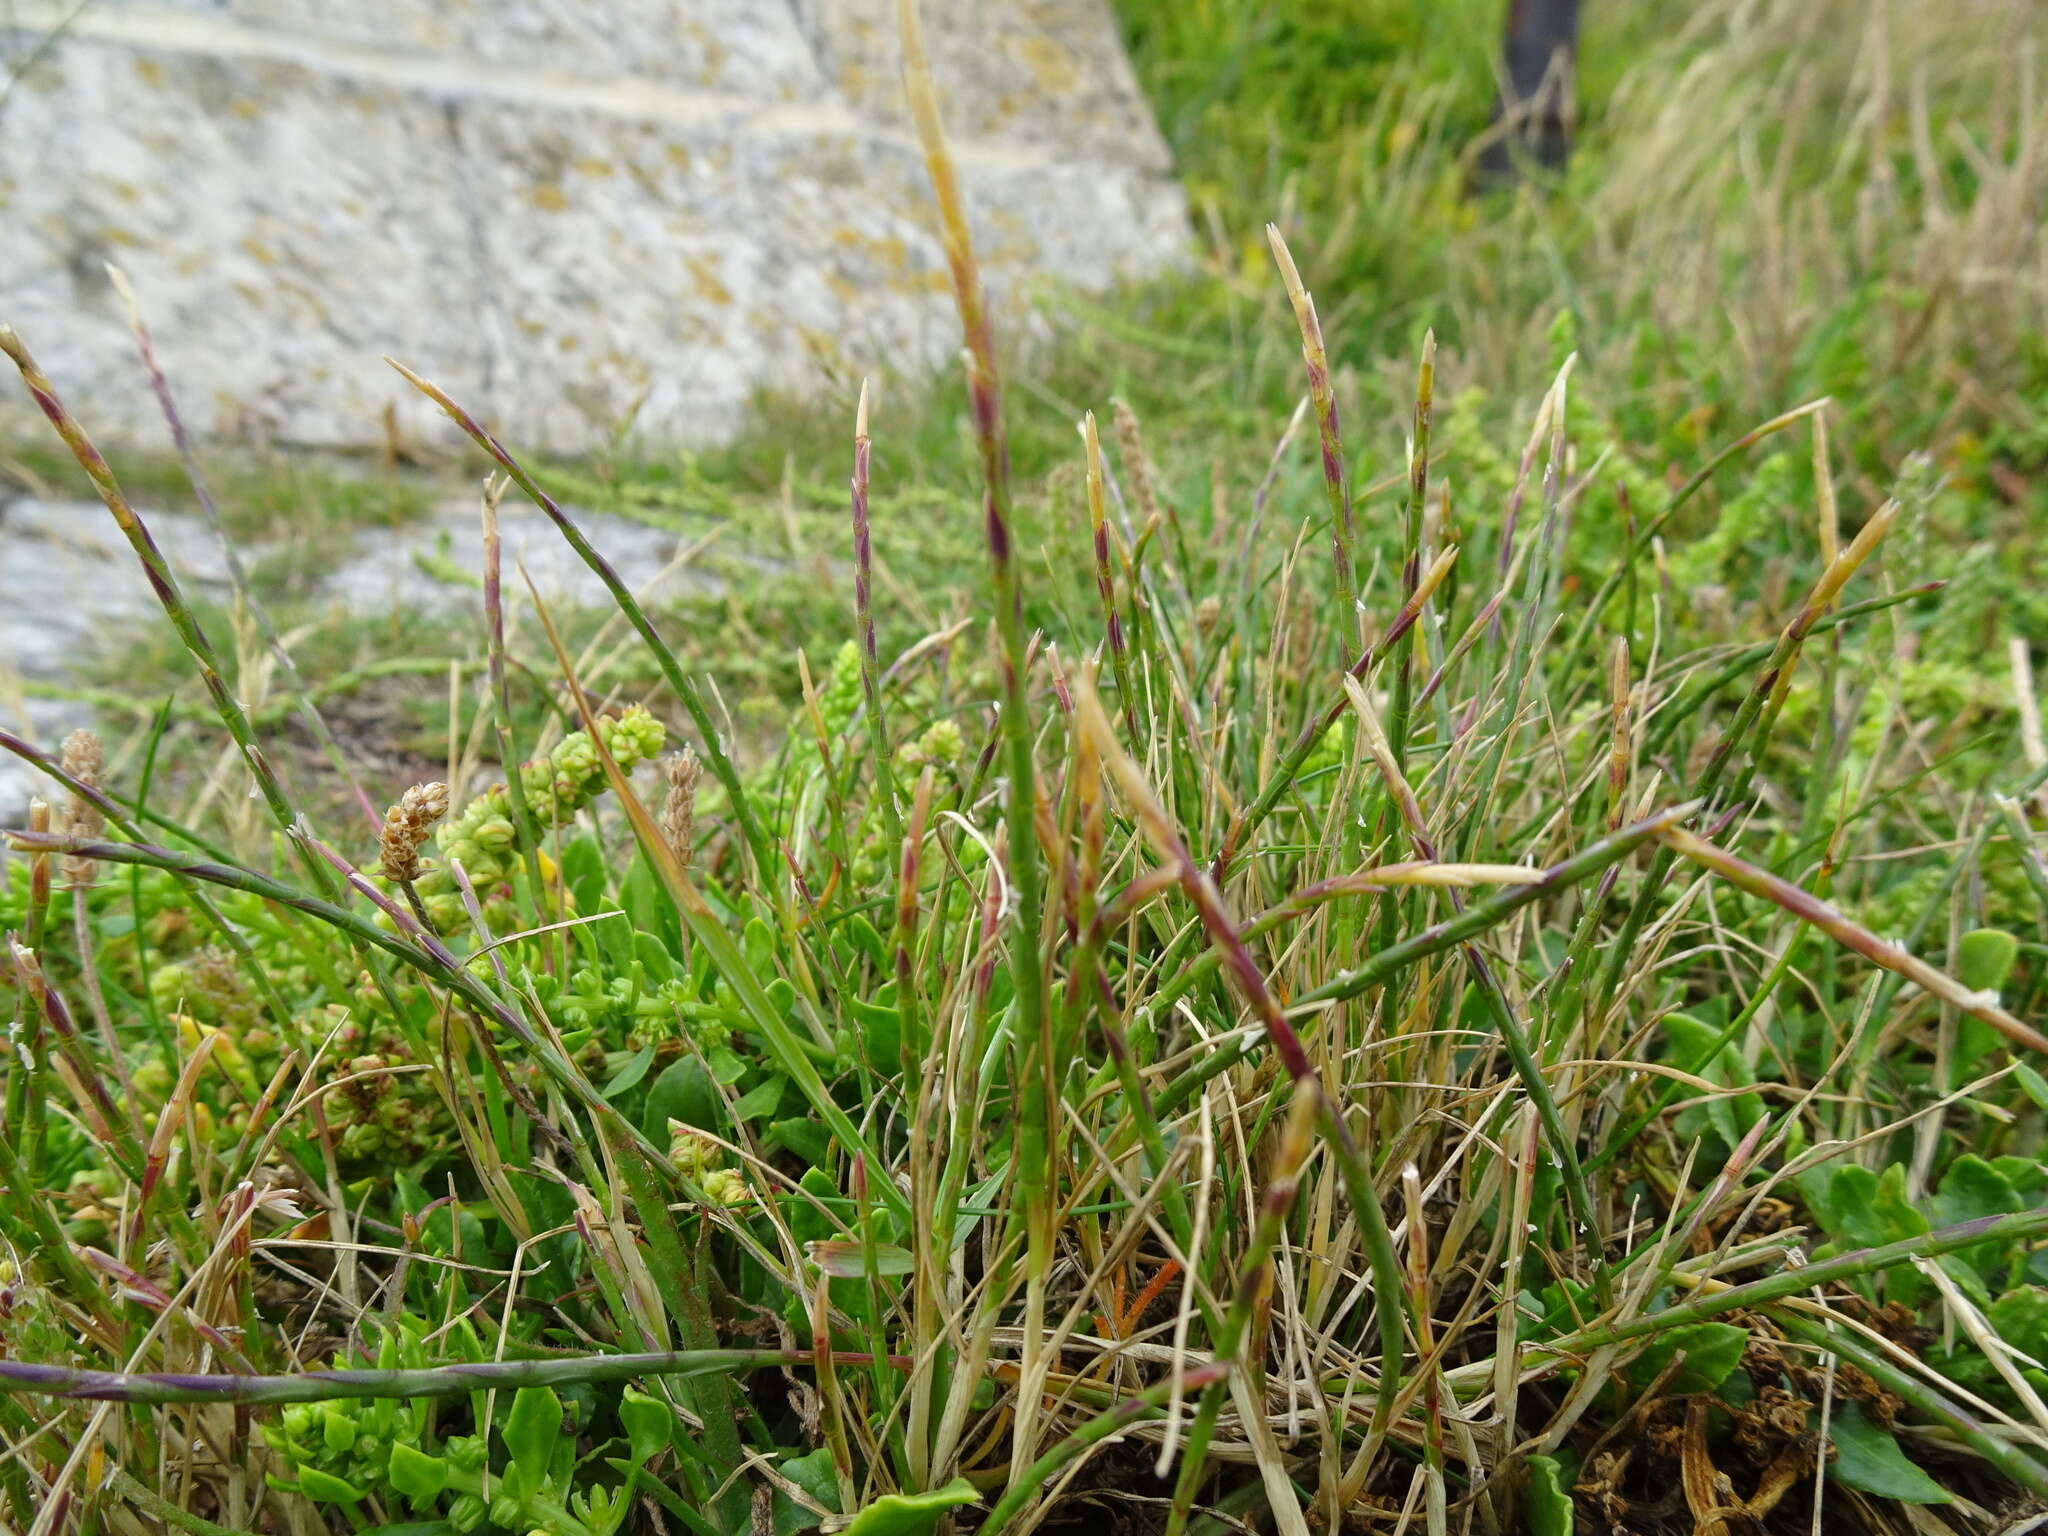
{"left": 1477, "top": 0, "right": 1581, "bottom": 181}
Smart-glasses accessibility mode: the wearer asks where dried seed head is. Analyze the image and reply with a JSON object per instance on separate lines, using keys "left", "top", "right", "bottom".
{"left": 59, "top": 729, "right": 104, "bottom": 884}
{"left": 378, "top": 781, "right": 449, "bottom": 883}
{"left": 1112, "top": 400, "right": 1160, "bottom": 530}
{"left": 661, "top": 749, "right": 701, "bottom": 870}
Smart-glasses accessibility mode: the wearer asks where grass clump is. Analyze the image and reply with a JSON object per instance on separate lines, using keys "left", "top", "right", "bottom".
{"left": 3, "top": 3, "right": 2048, "bottom": 1535}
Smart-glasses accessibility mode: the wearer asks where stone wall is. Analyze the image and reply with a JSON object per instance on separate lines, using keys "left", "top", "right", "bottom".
{"left": 0, "top": 0, "right": 1186, "bottom": 453}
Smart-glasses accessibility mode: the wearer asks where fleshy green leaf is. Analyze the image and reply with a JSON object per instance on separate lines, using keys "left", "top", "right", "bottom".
{"left": 705, "top": 1045, "right": 751, "bottom": 1085}
{"left": 841, "top": 1478, "right": 980, "bottom": 1536}
{"left": 1662, "top": 1011, "right": 1765, "bottom": 1149}
{"left": 1934, "top": 1155, "right": 2023, "bottom": 1280}
{"left": 1829, "top": 1401, "right": 1952, "bottom": 1504}
{"left": 621, "top": 854, "right": 682, "bottom": 955}
{"left": 502, "top": 1385, "right": 564, "bottom": 1483}
{"left": 601, "top": 1043, "right": 657, "bottom": 1100}
{"left": 296, "top": 1467, "right": 364, "bottom": 1504}
{"left": 848, "top": 997, "right": 902, "bottom": 1073}
{"left": 1954, "top": 930, "right": 2021, "bottom": 1070}
{"left": 1955, "top": 928, "right": 2019, "bottom": 993}
{"left": 734, "top": 1075, "right": 789, "bottom": 1123}
{"left": 772, "top": 1445, "right": 841, "bottom": 1536}
{"left": 1936, "top": 1155, "right": 2022, "bottom": 1227}
{"left": 1628, "top": 1321, "right": 1748, "bottom": 1394}
{"left": 2015, "top": 1063, "right": 2048, "bottom": 1111}
{"left": 786, "top": 1166, "right": 843, "bottom": 1247}
{"left": 845, "top": 914, "right": 888, "bottom": 969}
{"left": 322, "top": 1407, "right": 356, "bottom": 1455}
{"left": 561, "top": 835, "right": 609, "bottom": 917}
{"left": 386, "top": 1442, "right": 448, "bottom": 1504}
{"left": 1827, "top": 1164, "right": 1931, "bottom": 1304}
{"left": 785, "top": 1445, "right": 840, "bottom": 1507}
{"left": 1524, "top": 1455, "right": 1575, "bottom": 1536}
{"left": 619, "top": 1388, "right": 672, "bottom": 1467}
{"left": 644, "top": 1056, "right": 722, "bottom": 1139}
{"left": 633, "top": 930, "right": 676, "bottom": 983}
{"left": 768, "top": 1115, "right": 832, "bottom": 1166}
{"left": 1989, "top": 1287, "right": 2048, "bottom": 1360}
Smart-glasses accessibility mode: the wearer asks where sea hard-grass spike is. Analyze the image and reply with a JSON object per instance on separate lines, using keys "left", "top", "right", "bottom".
{"left": 0, "top": 1347, "right": 919, "bottom": 1405}
{"left": 1605, "top": 636, "right": 1633, "bottom": 830}
{"left": 849, "top": 377, "right": 903, "bottom": 850}
{"left": 898, "top": 0, "right": 1055, "bottom": 1483}
{"left": 894, "top": 0, "right": 1041, "bottom": 971}
{"left": 1083, "top": 413, "right": 1141, "bottom": 740}
{"left": 1266, "top": 224, "right": 1358, "bottom": 639}
{"left": 1384, "top": 330, "right": 1438, "bottom": 775}
{"left": 1812, "top": 408, "right": 1840, "bottom": 568}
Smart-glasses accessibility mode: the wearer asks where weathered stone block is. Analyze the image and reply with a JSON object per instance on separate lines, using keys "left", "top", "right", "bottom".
{"left": 0, "top": 0, "right": 1185, "bottom": 454}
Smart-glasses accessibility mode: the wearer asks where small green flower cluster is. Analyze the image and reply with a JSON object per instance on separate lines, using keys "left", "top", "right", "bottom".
{"left": 327, "top": 1048, "right": 446, "bottom": 1165}
{"left": 667, "top": 1118, "right": 751, "bottom": 1206}
{"left": 263, "top": 1323, "right": 445, "bottom": 1508}
{"left": 550, "top": 963, "right": 697, "bottom": 1041}
{"left": 264, "top": 1324, "right": 631, "bottom": 1535}
{"left": 898, "top": 715, "right": 964, "bottom": 773}
{"left": 412, "top": 707, "right": 667, "bottom": 932}
{"left": 148, "top": 946, "right": 277, "bottom": 1052}
{"left": 816, "top": 638, "right": 864, "bottom": 740}
{"left": 268, "top": 1394, "right": 435, "bottom": 1513}
{"left": 849, "top": 714, "right": 971, "bottom": 885}
{"left": 1666, "top": 451, "right": 1798, "bottom": 600}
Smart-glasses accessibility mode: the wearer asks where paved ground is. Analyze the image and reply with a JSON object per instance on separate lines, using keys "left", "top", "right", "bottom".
{"left": 0, "top": 490, "right": 713, "bottom": 816}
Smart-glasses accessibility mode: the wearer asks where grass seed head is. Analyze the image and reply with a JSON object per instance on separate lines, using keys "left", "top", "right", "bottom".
{"left": 661, "top": 748, "right": 701, "bottom": 870}
{"left": 376, "top": 781, "right": 449, "bottom": 884}
{"left": 58, "top": 730, "right": 102, "bottom": 884}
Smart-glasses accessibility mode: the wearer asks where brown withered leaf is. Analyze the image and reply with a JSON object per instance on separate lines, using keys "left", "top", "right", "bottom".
{"left": 1681, "top": 1398, "right": 1750, "bottom": 1536}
